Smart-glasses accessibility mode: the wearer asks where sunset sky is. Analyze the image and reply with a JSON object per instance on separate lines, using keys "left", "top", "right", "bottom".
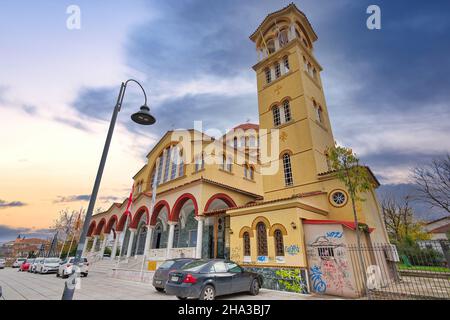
{"left": 1, "top": 0, "right": 449, "bottom": 242}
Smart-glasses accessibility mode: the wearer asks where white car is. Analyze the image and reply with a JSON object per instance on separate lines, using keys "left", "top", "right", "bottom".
{"left": 0, "top": 258, "right": 6, "bottom": 269}
{"left": 57, "top": 257, "right": 89, "bottom": 278}
{"left": 30, "top": 257, "right": 44, "bottom": 273}
{"left": 36, "top": 257, "right": 60, "bottom": 274}
{"left": 12, "top": 258, "right": 27, "bottom": 268}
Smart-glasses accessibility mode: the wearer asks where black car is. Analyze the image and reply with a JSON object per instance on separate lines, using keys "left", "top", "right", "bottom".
{"left": 153, "top": 258, "right": 196, "bottom": 292}
{"left": 165, "top": 259, "right": 262, "bottom": 300}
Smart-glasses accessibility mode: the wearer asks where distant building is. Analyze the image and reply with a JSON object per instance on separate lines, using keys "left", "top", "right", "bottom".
{"left": 423, "top": 216, "right": 450, "bottom": 240}
{"left": 9, "top": 237, "right": 49, "bottom": 258}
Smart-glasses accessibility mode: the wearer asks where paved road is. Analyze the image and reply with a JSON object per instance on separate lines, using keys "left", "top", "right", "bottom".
{"left": 0, "top": 267, "right": 339, "bottom": 300}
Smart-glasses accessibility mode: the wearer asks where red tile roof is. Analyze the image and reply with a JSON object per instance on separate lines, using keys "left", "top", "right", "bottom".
{"left": 232, "top": 123, "right": 259, "bottom": 131}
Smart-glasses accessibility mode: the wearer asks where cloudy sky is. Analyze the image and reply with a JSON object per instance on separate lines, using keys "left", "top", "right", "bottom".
{"left": 1, "top": 0, "right": 449, "bottom": 242}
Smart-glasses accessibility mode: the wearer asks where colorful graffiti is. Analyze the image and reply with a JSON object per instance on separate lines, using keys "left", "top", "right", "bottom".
{"left": 285, "top": 244, "right": 300, "bottom": 256}
{"left": 310, "top": 265, "right": 326, "bottom": 293}
{"left": 244, "top": 267, "right": 308, "bottom": 294}
{"left": 325, "top": 231, "right": 343, "bottom": 238}
{"left": 306, "top": 231, "right": 355, "bottom": 296}
{"left": 257, "top": 256, "right": 268, "bottom": 263}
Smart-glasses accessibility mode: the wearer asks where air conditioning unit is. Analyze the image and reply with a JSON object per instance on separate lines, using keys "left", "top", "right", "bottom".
{"left": 384, "top": 244, "right": 400, "bottom": 262}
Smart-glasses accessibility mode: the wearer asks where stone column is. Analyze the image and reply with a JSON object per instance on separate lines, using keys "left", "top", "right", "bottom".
{"left": 143, "top": 225, "right": 154, "bottom": 257}
{"left": 166, "top": 221, "right": 177, "bottom": 259}
{"left": 111, "top": 232, "right": 120, "bottom": 260}
{"left": 126, "top": 229, "right": 136, "bottom": 258}
{"left": 288, "top": 23, "right": 296, "bottom": 41}
{"left": 90, "top": 236, "right": 98, "bottom": 253}
{"left": 195, "top": 216, "right": 204, "bottom": 259}
{"left": 99, "top": 235, "right": 108, "bottom": 258}
{"left": 82, "top": 237, "right": 90, "bottom": 257}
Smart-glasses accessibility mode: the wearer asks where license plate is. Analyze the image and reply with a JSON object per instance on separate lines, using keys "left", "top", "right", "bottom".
{"left": 155, "top": 280, "right": 162, "bottom": 285}
{"left": 171, "top": 276, "right": 179, "bottom": 282}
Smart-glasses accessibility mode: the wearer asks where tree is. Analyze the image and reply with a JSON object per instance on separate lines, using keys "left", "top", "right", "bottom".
{"left": 412, "top": 154, "right": 450, "bottom": 215}
{"left": 381, "top": 195, "right": 429, "bottom": 243}
{"left": 327, "top": 145, "right": 374, "bottom": 292}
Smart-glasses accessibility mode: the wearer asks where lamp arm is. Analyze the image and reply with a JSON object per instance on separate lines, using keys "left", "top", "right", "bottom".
{"left": 117, "top": 79, "right": 148, "bottom": 111}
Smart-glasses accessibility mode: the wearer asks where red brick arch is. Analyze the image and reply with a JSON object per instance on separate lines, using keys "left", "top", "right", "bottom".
{"left": 116, "top": 211, "right": 132, "bottom": 232}
{"left": 94, "top": 218, "right": 106, "bottom": 236}
{"left": 169, "top": 193, "right": 198, "bottom": 222}
{"left": 204, "top": 193, "right": 237, "bottom": 212}
{"left": 87, "top": 220, "right": 97, "bottom": 237}
{"left": 150, "top": 200, "right": 170, "bottom": 226}
{"left": 130, "top": 206, "right": 149, "bottom": 229}
{"left": 104, "top": 215, "right": 118, "bottom": 234}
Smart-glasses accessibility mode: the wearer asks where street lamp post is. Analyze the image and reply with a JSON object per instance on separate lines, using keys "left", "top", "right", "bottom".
{"left": 61, "top": 79, "right": 155, "bottom": 300}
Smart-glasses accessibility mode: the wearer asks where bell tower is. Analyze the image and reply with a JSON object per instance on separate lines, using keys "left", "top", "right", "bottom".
{"left": 251, "top": 4, "right": 336, "bottom": 200}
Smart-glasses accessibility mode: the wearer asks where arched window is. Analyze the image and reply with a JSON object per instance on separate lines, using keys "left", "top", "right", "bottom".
{"left": 267, "top": 39, "right": 275, "bottom": 54}
{"left": 227, "top": 155, "right": 232, "bottom": 172}
{"left": 256, "top": 222, "right": 268, "bottom": 256}
{"left": 163, "top": 147, "right": 172, "bottom": 183}
{"left": 314, "top": 100, "right": 323, "bottom": 123}
{"left": 283, "top": 56, "right": 290, "bottom": 73}
{"left": 195, "top": 153, "right": 204, "bottom": 172}
{"left": 248, "top": 135, "right": 256, "bottom": 147}
{"left": 170, "top": 146, "right": 179, "bottom": 180}
{"left": 156, "top": 155, "right": 164, "bottom": 185}
{"left": 282, "top": 153, "right": 293, "bottom": 186}
{"left": 249, "top": 166, "right": 254, "bottom": 180}
{"left": 233, "top": 137, "right": 238, "bottom": 148}
{"left": 274, "top": 229, "right": 284, "bottom": 256}
{"left": 278, "top": 29, "right": 289, "bottom": 47}
{"left": 272, "top": 106, "right": 281, "bottom": 127}
{"left": 275, "top": 62, "right": 281, "bottom": 79}
{"left": 178, "top": 149, "right": 184, "bottom": 176}
{"left": 283, "top": 100, "right": 291, "bottom": 122}
{"left": 265, "top": 67, "right": 272, "bottom": 84}
{"left": 240, "top": 136, "right": 246, "bottom": 148}
{"left": 243, "top": 232, "right": 251, "bottom": 256}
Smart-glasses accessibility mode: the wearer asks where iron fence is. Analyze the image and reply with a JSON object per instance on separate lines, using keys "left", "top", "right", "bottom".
{"left": 347, "top": 240, "right": 450, "bottom": 300}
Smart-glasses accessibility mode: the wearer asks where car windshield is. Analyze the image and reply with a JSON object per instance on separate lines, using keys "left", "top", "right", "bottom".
{"left": 18, "top": 258, "right": 26, "bottom": 261}
{"left": 45, "top": 258, "right": 60, "bottom": 263}
{"left": 181, "top": 260, "right": 210, "bottom": 272}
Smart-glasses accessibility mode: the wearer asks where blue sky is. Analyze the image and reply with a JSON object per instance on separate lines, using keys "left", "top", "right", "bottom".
{"left": 0, "top": 0, "right": 449, "bottom": 241}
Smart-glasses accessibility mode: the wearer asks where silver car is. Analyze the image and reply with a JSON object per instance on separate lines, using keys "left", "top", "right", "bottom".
{"left": 0, "top": 258, "right": 6, "bottom": 269}
{"left": 37, "top": 257, "right": 60, "bottom": 274}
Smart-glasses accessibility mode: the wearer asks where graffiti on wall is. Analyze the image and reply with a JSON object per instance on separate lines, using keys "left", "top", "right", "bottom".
{"left": 310, "top": 265, "right": 326, "bottom": 293}
{"left": 285, "top": 244, "right": 300, "bottom": 256}
{"left": 244, "top": 267, "right": 308, "bottom": 294}
{"left": 306, "top": 232, "right": 354, "bottom": 296}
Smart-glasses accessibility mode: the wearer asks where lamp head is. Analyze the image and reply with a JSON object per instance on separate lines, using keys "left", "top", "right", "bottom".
{"left": 131, "top": 105, "right": 156, "bottom": 125}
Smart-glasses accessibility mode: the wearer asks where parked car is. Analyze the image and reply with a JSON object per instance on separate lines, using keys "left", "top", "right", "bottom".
{"left": 165, "top": 259, "right": 263, "bottom": 300}
{"left": 19, "top": 258, "right": 35, "bottom": 272}
{"left": 57, "top": 257, "right": 89, "bottom": 278}
{"left": 12, "top": 258, "right": 27, "bottom": 268}
{"left": 0, "top": 258, "right": 6, "bottom": 269}
{"left": 30, "top": 258, "right": 44, "bottom": 273}
{"left": 36, "top": 257, "right": 60, "bottom": 274}
{"left": 153, "top": 258, "right": 197, "bottom": 292}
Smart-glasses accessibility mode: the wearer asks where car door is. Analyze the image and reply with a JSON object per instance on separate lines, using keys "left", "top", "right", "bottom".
{"left": 212, "top": 261, "right": 233, "bottom": 296}
{"left": 227, "top": 262, "right": 252, "bottom": 293}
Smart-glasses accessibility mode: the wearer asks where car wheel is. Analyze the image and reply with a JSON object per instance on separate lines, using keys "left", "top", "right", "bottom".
{"left": 250, "top": 279, "right": 260, "bottom": 296}
{"left": 199, "top": 285, "right": 215, "bottom": 300}
{"left": 155, "top": 287, "right": 164, "bottom": 292}
{"left": 176, "top": 296, "right": 187, "bottom": 300}
{"left": 82, "top": 273, "right": 88, "bottom": 277}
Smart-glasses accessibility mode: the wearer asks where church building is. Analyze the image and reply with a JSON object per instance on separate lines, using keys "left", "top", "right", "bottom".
{"left": 86, "top": 4, "right": 390, "bottom": 298}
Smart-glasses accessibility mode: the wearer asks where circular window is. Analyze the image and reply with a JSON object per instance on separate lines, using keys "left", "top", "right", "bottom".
{"left": 329, "top": 190, "right": 348, "bottom": 207}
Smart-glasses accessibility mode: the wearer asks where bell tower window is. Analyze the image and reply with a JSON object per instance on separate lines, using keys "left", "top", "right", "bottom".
{"left": 265, "top": 67, "right": 272, "bottom": 84}
{"left": 282, "top": 153, "right": 293, "bottom": 186}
